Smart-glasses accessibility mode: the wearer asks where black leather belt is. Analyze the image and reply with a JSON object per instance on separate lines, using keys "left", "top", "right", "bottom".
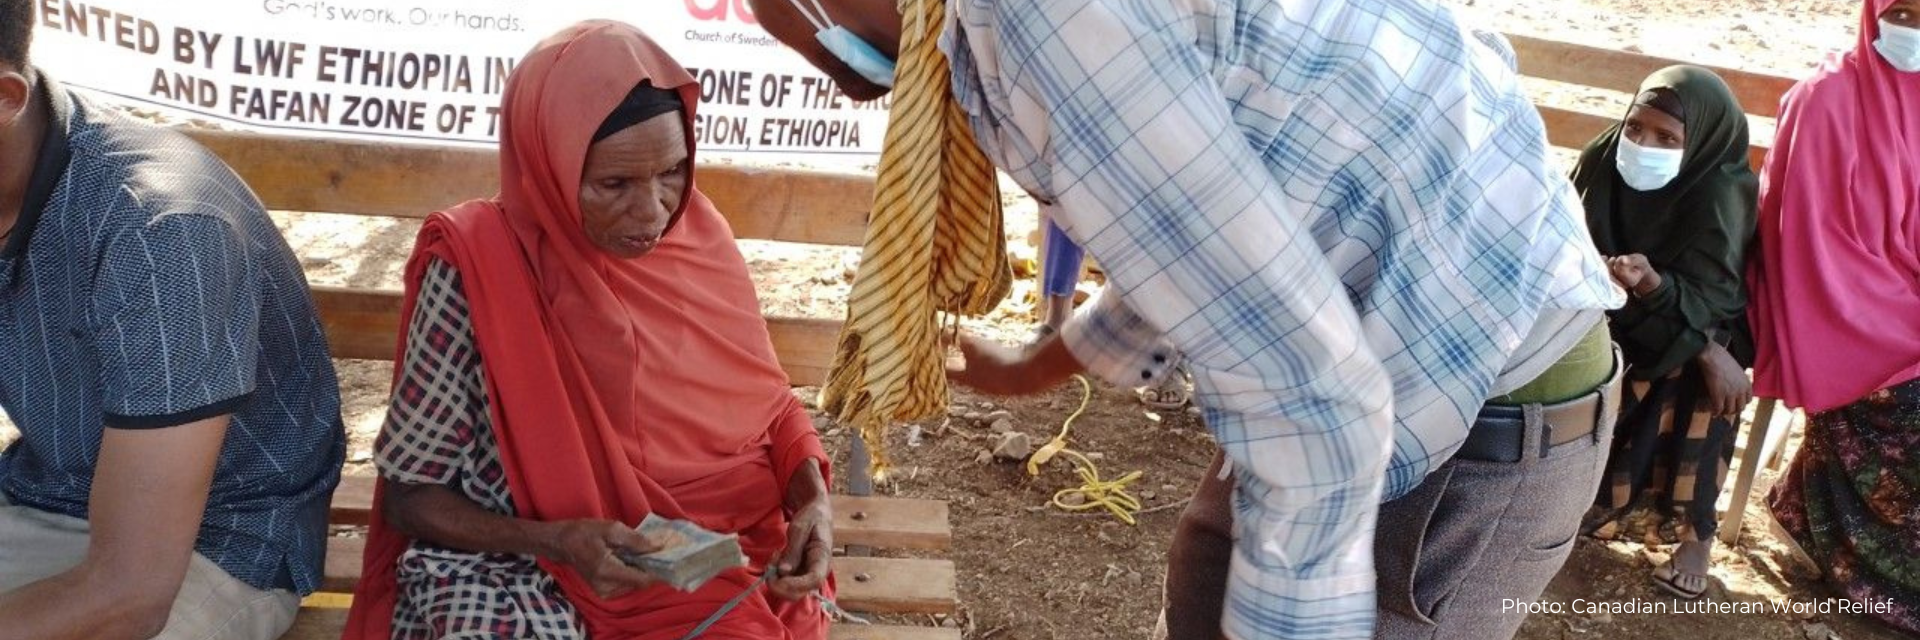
{"left": 1456, "top": 356, "right": 1624, "bottom": 464}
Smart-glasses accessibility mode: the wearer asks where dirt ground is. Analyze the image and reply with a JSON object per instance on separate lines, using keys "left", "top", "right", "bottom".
{"left": 1, "top": 1, "right": 1910, "bottom": 639}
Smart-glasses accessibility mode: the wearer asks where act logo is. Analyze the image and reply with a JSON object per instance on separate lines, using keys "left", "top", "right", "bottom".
{"left": 685, "top": 0, "right": 757, "bottom": 24}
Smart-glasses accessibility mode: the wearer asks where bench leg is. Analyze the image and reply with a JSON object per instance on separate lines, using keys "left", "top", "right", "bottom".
{"left": 1718, "top": 397, "right": 1778, "bottom": 545}
{"left": 845, "top": 433, "right": 874, "bottom": 557}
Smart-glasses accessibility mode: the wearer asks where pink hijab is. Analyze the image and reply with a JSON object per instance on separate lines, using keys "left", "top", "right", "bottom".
{"left": 1747, "top": 0, "right": 1920, "bottom": 412}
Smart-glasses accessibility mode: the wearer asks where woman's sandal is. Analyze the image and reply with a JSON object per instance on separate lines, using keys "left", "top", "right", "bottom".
{"left": 1651, "top": 558, "right": 1710, "bottom": 600}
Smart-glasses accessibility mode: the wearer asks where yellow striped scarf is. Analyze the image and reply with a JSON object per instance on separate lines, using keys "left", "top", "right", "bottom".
{"left": 820, "top": 0, "right": 1011, "bottom": 478}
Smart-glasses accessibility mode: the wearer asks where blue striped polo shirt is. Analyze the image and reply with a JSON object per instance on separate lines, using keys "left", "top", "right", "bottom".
{"left": 0, "top": 73, "right": 345, "bottom": 594}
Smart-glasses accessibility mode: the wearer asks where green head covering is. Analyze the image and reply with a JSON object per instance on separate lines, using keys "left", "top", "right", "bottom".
{"left": 1569, "top": 65, "right": 1758, "bottom": 379}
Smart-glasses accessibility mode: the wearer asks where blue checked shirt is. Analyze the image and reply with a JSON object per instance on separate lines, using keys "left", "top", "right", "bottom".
{"left": 943, "top": 1, "right": 1621, "bottom": 638}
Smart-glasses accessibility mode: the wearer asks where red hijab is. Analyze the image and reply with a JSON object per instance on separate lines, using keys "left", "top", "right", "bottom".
{"left": 1747, "top": 0, "right": 1920, "bottom": 412}
{"left": 348, "top": 21, "right": 822, "bottom": 639}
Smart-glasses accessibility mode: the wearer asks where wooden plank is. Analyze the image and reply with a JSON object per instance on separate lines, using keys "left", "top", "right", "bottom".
{"left": 329, "top": 474, "right": 375, "bottom": 527}
{"left": 309, "top": 286, "right": 840, "bottom": 386}
{"left": 1505, "top": 33, "right": 1796, "bottom": 118}
{"left": 1719, "top": 396, "right": 1778, "bottom": 544}
{"left": 834, "top": 495, "right": 951, "bottom": 551}
{"left": 311, "top": 286, "right": 401, "bottom": 364}
{"left": 323, "top": 536, "right": 366, "bottom": 593}
{"left": 830, "top": 625, "right": 962, "bottom": 640}
{"left": 322, "top": 539, "right": 955, "bottom": 614}
{"left": 835, "top": 557, "right": 958, "bottom": 615}
{"left": 1535, "top": 105, "right": 1769, "bottom": 170}
{"left": 280, "top": 607, "right": 347, "bottom": 640}
{"left": 281, "top": 607, "right": 959, "bottom": 640}
{"left": 330, "top": 475, "right": 948, "bottom": 550}
{"left": 184, "top": 130, "right": 873, "bottom": 247}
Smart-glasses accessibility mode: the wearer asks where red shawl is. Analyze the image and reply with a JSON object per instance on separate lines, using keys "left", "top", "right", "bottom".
{"left": 1747, "top": 0, "right": 1920, "bottom": 412}
{"left": 346, "top": 21, "right": 829, "bottom": 639}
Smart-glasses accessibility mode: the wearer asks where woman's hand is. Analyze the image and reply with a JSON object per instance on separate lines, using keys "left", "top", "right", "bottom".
{"left": 1607, "top": 254, "right": 1663, "bottom": 296}
{"left": 770, "top": 492, "right": 832, "bottom": 601}
{"left": 1695, "top": 341, "right": 1753, "bottom": 419}
{"left": 771, "top": 459, "right": 831, "bottom": 600}
{"left": 542, "top": 519, "right": 663, "bottom": 599}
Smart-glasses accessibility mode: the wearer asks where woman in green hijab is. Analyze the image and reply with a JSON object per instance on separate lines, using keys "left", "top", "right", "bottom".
{"left": 1571, "top": 65, "right": 1758, "bottom": 600}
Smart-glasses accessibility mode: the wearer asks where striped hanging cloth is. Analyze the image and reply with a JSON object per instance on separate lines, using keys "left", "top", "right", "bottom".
{"left": 820, "top": 0, "right": 1011, "bottom": 479}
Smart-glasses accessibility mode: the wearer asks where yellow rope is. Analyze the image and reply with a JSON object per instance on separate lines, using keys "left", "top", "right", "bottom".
{"left": 821, "top": 0, "right": 1011, "bottom": 480}
{"left": 1027, "top": 375, "right": 1146, "bottom": 525}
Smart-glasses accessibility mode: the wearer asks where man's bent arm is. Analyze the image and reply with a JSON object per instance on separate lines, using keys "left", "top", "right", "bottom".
{"left": 0, "top": 415, "right": 230, "bottom": 640}
{"left": 951, "top": 2, "right": 1395, "bottom": 637}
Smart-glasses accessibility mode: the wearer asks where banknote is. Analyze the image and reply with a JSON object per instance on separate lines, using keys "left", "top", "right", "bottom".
{"left": 615, "top": 513, "right": 746, "bottom": 592}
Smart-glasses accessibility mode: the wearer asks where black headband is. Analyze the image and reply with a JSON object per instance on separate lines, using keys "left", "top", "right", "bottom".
{"left": 592, "top": 81, "right": 684, "bottom": 143}
{"left": 1633, "top": 88, "right": 1686, "bottom": 125}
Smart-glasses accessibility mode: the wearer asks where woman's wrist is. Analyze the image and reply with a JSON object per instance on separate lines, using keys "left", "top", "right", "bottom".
{"left": 784, "top": 458, "right": 828, "bottom": 513}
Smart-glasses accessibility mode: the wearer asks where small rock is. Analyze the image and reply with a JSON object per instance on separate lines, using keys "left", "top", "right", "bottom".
{"left": 813, "top": 270, "right": 840, "bottom": 285}
{"left": 347, "top": 450, "right": 372, "bottom": 463}
{"left": 906, "top": 424, "right": 924, "bottom": 448}
{"left": 976, "top": 401, "right": 997, "bottom": 410}
{"left": 989, "top": 419, "right": 1014, "bottom": 435}
{"left": 1058, "top": 492, "right": 1087, "bottom": 507}
{"left": 1084, "top": 452, "right": 1105, "bottom": 461}
{"left": 941, "top": 616, "right": 959, "bottom": 628}
{"left": 1161, "top": 484, "right": 1178, "bottom": 492}
{"left": 974, "top": 449, "right": 994, "bottom": 465}
{"left": 984, "top": 410, "right": 1014, "bottom": 423}
{"left": 964, "top": 411, "right": 985, "bottom": 423}
{"left": 992, "top": 431, "right": 1033, "bottom": 460}
{"left": 1589, "top": 609, "right": 1612, "bottom": 625}
{"left": 1142, "top": 491, "right": 1157, "bottom": 500}
{"left": 1802, "top": 622, "right": 1837, "bottom": 640}
{"left": 947, "top": 405, "right": 966, "bottom": 417}
{"left": 1186, "top": 406, "right": 1202, "bottom": 417}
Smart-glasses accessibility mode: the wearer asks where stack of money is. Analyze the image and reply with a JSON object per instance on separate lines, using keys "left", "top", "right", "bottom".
{"left": 615, "top": 513, "right": 747, "bottom": 591}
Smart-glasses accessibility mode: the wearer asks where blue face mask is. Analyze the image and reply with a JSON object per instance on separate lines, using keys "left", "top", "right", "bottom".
{"left": 1615, "top": 134, "right": 1685, "bottom": 192}
{"left": 788, "top": 0, "right": 896, "bottom": 88}
{"left": 1874, "top": 19, "right": 1920, "bottom": 73}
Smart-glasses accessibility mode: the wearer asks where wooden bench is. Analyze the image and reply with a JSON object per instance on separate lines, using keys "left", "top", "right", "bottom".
{"left": 282, "top": 475, "right": 960, "bottom": 640}
{"left": 180, "top": 129, "right": 959, "bottom": 638}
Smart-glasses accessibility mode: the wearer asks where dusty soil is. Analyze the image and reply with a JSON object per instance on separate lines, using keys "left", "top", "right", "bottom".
{"left": 1, "top": 1, "right": 1909, "bottom": 639}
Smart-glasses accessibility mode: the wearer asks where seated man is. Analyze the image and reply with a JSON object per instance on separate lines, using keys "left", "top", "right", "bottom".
{"left": 342, "top": 21, "right": 833, "bottom": 640}
{"left": 0, "top": 3, "right": 347, "bottom": 638}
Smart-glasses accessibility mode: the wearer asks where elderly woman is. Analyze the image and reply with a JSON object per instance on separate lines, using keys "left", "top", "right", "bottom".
{"left": 1750, "top": 0, "right": 1920, "bottom": 633}
{"left": 343, "top": 21, "right": 834, "bottom": 640}
{"left": 1569, "top": 66, "right": 1757, "bottom": 600}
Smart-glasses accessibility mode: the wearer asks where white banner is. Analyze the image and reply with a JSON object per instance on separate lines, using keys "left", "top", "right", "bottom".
{"left": 27, "top": 0, "right": 888, "bottom": 158}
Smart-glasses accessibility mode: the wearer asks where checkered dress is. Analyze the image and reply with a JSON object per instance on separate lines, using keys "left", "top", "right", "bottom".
{"left": 375, "top": 259, "right": 587, "bottom": 639}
